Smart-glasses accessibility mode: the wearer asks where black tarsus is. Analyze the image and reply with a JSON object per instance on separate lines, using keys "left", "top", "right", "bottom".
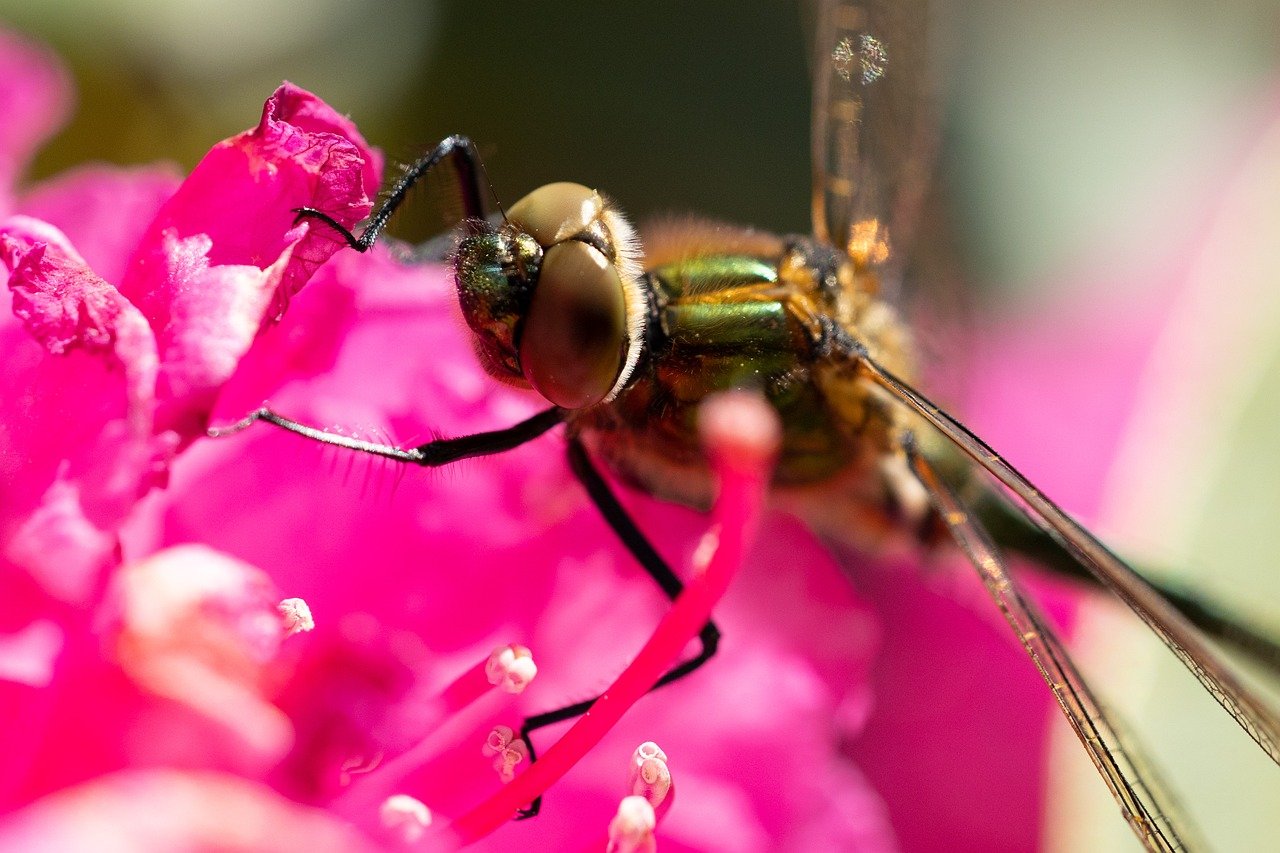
{"left": 512, "top": 438, "right": 722, "bottom": 820}
{"left": 292, "top": 134, "right": 492, "bottom": 252}
{"left": 210, "top": 405, "right": 564, "bottom": 466}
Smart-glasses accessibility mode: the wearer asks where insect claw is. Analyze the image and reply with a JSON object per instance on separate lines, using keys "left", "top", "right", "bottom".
{"left": 206, "top": 406, "right": 270, "bottom": 438}
{"left": 290, "top": 206, "right": 364, "bottom": 250}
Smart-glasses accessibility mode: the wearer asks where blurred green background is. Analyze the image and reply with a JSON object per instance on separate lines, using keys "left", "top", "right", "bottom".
{"left": 5, "top": 1, "right": 1280, "bottom": 851}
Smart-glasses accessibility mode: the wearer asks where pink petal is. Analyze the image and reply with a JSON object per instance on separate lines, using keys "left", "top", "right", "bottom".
{"left": 0, "top": 619, "right": 62, "bottom": 688}
{"left": 0, "top": 30, "right": 71, "bottom": 212}
{"left": 119, "top": 83, "right": 380, "bottom": 442}
{"left": 18, "top": 165, "right": 182, "bottom": 287}
{"left": 0, "top": 770, "right": 378, "bottom": 852}
{"left": 962, "top": 284, "right": 1167, "bottom": 522}
{"left": 1, "top": 217, "right": 158, "bottom": 410}
{"left": 146, "top": 228, "right": 296, "bottom": 439}
{"left": 0, "top": 218, "right": 163, "bottom": 603}
{"left": 5, "top": 481, "right": 118, "bottom": 606}
{"left": 106, "top": 546, "right": 296, "bottom": 773}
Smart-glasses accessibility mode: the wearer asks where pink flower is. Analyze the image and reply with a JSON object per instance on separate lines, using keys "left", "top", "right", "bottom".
{"left": 0, "top": 26, "right": 392, "bottom": 849}
{"left": 12, "top": 23, "right": 1270, "bottom": 852}
{"left": 0, "top": 29, "right": 881, "bottom": 848}
{"left": 156, "top": 218, "right": 898, "bottom": 848}
{"left": 0, "top": 24, "right": 1073, "bottom": 850}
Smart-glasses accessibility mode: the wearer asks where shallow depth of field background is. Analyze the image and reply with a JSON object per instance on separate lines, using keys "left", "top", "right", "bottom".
{"left": 3, "top": 1, "right": 1279, "bottom": 850}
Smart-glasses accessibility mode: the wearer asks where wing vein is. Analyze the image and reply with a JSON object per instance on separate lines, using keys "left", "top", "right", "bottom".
{"left": 854, "top": 349, "right": 1280, "bottom": 765}
{"left": 907, "top": 437, "right": 1198, "bottom": 852}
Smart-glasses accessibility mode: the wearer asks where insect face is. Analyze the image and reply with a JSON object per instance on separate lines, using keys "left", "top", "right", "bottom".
{"left": 453, "top": 182, "right": 647, "bottom": 410}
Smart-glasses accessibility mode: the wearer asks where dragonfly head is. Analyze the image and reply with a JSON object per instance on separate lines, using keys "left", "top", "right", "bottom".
{"left": 453, "top": 182, "right": 646, "bottom": 410}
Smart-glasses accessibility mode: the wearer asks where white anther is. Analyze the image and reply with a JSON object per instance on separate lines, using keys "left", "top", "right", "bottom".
{"left": 485, "top": 643, "right": 538, "bottom": 693}
{"left": 278, "top": 597, "right": 314, "bottom": 635}
{"left": 607, "top": 795, "right": 657, "bottom": 853}
{"left": 492, "top": 737, "right": 528, "bottom": 783}
{"left": 380, "top": 794, "right": 432, "bottom": 843}
{"left": 628, "top": 741, "right": 672, "bottom": 807}
{"left": 482, "top": 724, "right": 515, "bottom": 757}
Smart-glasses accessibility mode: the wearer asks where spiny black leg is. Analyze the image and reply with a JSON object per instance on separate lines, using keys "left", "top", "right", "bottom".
{"left": 208, "top": 405, "right": 564, "bottom": 466}
{"left": 513, "top": 438, "right": 722, "bottom": 820}
{"left": 293, "top": 134, "right": 490, "bottom": 252}
{"left": 215, "top": 409, "right": 718, "bottom": 821}
{"left": 565, "top": 439, "right": 722, "bottom": 685}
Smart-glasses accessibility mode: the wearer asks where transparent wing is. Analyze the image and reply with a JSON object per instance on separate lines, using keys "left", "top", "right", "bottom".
{"left": 907, "top": 438, "right": 1201, "bottom": 853}
{"left": 851, "top": 348, "right": 1280, "bottom": 766}
{"left": 807, "top": 0, "right": 936, "bottom": 285}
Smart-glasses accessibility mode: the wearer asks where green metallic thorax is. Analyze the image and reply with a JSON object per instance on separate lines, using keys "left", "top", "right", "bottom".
{"left": 572, "top": 229, "right": 912, "bottom": 510}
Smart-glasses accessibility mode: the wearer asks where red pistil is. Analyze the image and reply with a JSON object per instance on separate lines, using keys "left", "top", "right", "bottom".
{"left": 447, "top": 393, "right": 779, "bottom": 845}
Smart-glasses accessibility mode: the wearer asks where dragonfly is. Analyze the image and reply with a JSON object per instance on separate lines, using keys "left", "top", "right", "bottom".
{"left": 213, "top": 0, "right": 1280, "bottom": 847}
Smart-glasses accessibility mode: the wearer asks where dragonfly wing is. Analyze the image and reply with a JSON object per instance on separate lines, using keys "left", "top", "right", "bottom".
{"left": 906, "top": 437, "right": 1200, "bottom": 853}
{"left": 807, "top": 0, "right": 936, "bottom": 288}
{"left": 839, "top": 337, "right": 1280, "bottom": 767}
{"left": 972, "top": 480, "right": 1280, "bottom": 676}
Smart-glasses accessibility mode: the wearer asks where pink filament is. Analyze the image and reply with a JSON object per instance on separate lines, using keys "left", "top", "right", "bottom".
{"left": 448, "top": 393, "right": 778, "bottom": 845}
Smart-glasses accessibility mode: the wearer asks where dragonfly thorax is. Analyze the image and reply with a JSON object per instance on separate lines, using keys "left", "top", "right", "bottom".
{"left": 563, "top": 220, "right": 921, "bottom": 550}
{"left": 452, "top": 182, "right": 648, "bottom": 410}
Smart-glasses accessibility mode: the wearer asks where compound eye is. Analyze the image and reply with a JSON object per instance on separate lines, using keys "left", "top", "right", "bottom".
{"left": 519, "top": 240, "right": 626, "bottom": 409}
{"left": 507, "top": 182, "right": 601, "bottom": 248}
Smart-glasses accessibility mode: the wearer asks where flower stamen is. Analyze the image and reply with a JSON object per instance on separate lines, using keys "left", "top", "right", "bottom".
{"left": 606, "top": 796, "right": 657, "bottom": 853}
{"left": 278, "top": 597, "right": 314, "bottom": 636}
{"left": 628, "top": 741, "right": 672, "bottom": 811}
{"left": 438, "top": 643, "right": 536, "bottom": 712}
{"left": 482, "top": 725, "right": 528, "bottom": 783}
{"left": 330, "top": 648, "right": 530, "bottom": 820}
{"left": 380, "top": 794, "right": 433, "bottom": 843}
{"left": 484, "top": 643, "right": 537, "bottom": 694}
{"left": 446, "top": 392, "right": 780, "bottom": 844}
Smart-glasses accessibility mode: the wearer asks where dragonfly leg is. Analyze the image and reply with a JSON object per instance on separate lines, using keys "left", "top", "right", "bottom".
{"left": 293, "top": 134, "right": 491, "bottom": 252}
{"left": 214, "top": 411, "right": 716, "bottom": 820}
{"left": 208, "top": 405, "right": 564, "bottom": 466}
{"left": 512, "top": 438, "right": 722, "bottom": 820}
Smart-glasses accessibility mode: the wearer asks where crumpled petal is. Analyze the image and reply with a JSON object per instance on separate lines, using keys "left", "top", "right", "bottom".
{"left": 0, "top": 217, "right": 163, "bottom": 605}
{"left": 0, "top": 77, "right": 380, "bottom": 606}
{"left": 0, "top": 48, "right": 383, "bottom": 826}
{"left": 119, "top": 82, "right": 380, "bottom": 441}
{"left": 1, "top": 216, "right": 158, "bottom": 422}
